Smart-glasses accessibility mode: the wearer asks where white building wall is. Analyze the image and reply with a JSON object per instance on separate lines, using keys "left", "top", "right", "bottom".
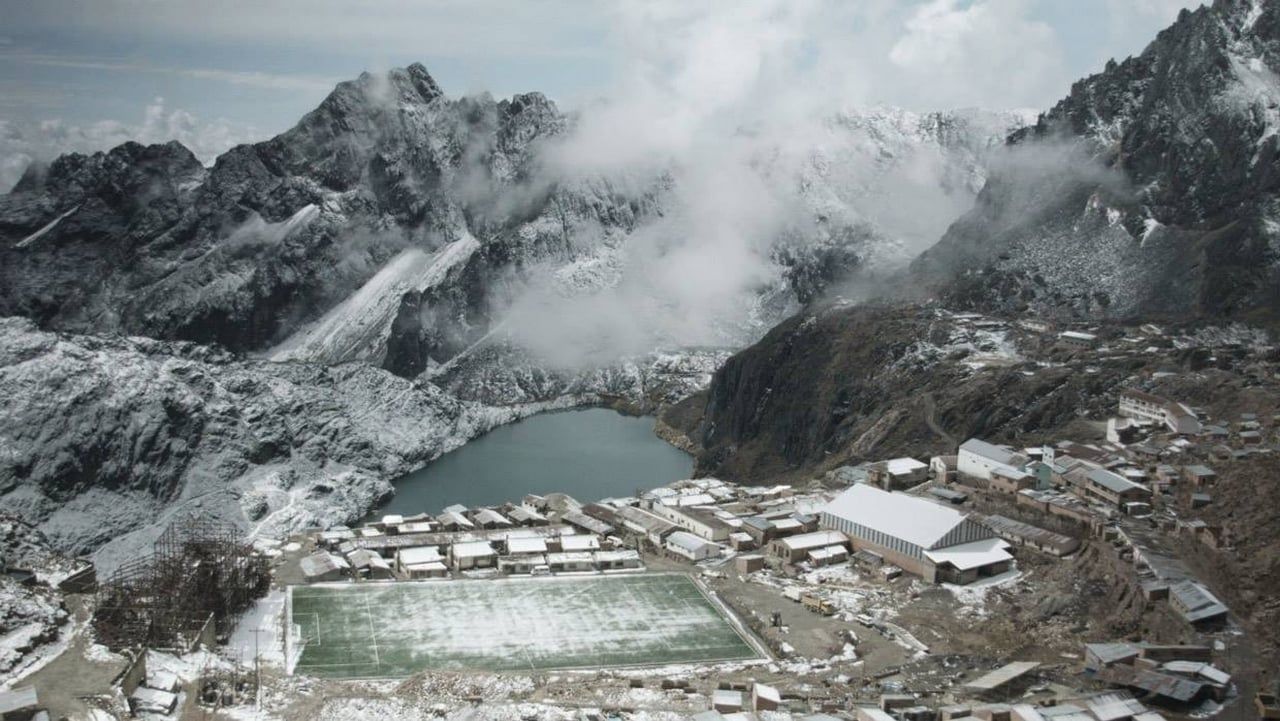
{"left": 958, "top": 449, "right": 1004, "bottom": 482}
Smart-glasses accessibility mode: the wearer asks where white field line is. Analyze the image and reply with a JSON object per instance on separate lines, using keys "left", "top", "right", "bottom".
{"left": 364, "top": 595, "right": 380, "bottom": 671}
{"left": 287, "top": 572, "right": 765, "bottom": 678}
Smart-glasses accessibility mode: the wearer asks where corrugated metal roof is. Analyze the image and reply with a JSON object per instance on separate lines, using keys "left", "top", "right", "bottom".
{"left": 961, "top": 438, "right": 1021, "bottom": 466}
{"left": 1086, "top": 692, "right": 1147, "bottom": 721}
{"left": 506, "top": 537, "right": 548, "bottom": 554}
{"left": 965, "top": 661, "right": 1040, "bottom": 690}
{"left": 781, "top": 530, "right": 848, "bottom": 551}
{"left": 1169, "top": 580, "right": 1228, "bottom": 623}
{"left": 1085, "top": 642, "right": 1140, "bottom": 664}
{"left": 924, "top": 538, "right": 1012, "bottom": 570}
{"left": 1087, "top": 468, "right": 1149, "bottom": 494}
{"left": 822, "top": 484, "right": 980, "bottom": 549}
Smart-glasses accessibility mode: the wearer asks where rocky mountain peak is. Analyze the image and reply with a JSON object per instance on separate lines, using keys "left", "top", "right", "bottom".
{"left": 12, "top": 140, "right": 203, "bottom": 201}
{"left": 914, "top": 0, "right": 1280, "bottom": 322}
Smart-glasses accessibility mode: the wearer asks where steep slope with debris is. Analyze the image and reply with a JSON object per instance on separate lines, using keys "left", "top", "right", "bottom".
{"left": 679, "top": 303, "right": 1121, "bottom": 481}
{"left": 915, "top": 0, "right": 1280, "bottom": 323}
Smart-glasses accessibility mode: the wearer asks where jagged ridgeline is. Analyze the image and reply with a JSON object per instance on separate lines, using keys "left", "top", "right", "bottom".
{"left": 0, "top": 61, "right": 1029, "bottom": 379}
{"left": 913, "top": 0, "right": 1280, "bottom": 323}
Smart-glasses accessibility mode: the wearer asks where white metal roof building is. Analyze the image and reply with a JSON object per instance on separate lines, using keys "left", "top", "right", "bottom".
{"left": 665, "top": 531, "right": 720, "bottom": 561}
{"left": 820, "top": 484, "right": 1011, "bottom": 583}
{"left": 958, "top": 438, "right": 1030, "bottom": 484}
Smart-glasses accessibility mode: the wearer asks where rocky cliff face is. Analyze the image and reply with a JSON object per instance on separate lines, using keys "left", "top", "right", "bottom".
{"left": 682, "top": 303, "right": 1129, "bottom": 481}
{"left": 914, "top": 0, "right": 1280, "bottom": 323}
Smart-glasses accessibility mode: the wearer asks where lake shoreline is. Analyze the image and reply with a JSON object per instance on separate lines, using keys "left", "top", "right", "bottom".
{"left": 371, "top": 407, "right": 695, "bottom": 517}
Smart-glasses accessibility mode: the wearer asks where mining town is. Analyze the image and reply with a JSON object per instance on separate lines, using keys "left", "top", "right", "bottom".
{"left": 3, "top": 311, "right": 1279, "bottom": 721}
{"left": 8, "top": 2, "right": 1280, "bottom": 720}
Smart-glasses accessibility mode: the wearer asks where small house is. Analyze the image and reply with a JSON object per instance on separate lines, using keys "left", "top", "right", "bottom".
{"left": 546, "top": 551, "right": 595, "bottom": 573}
{"left": 449, "top": 541, "right": 497, "bottom": 571}
{"left": 346, "top": 548, "right": 394, "bottom": 580}
{"left": 665, "top": 531, "right": 721, "bottom": 562}
{"left": 397, "top": 546, "right": 448, "bottom": 579}
{"left": 299, "top": 551, "right": 349, "bottom": 583}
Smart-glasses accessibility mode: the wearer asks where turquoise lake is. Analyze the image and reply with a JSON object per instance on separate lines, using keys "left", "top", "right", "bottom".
{"left": 378, "top": 408, "right": 694, "bottom": 515}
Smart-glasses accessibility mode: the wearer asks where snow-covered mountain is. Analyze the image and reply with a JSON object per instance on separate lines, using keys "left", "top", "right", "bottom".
{"left": 915, "top": 0, "right": 1280, "bottom": 322}
{"left": 0, "top": 62, "right": 1030, "bottom": 563}
{"left": 0, "top": 64, "right": 1027, "bottom": 382}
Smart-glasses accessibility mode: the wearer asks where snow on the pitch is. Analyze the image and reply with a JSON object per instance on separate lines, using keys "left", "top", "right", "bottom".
{"left": 291, "top": 574, "right": 758, "bottom": 677}
{"left": 270, "top": 231, "right": 480, "bottom": 366}
{"left": 14, "top": 205, "right": 80, "bottom": 248}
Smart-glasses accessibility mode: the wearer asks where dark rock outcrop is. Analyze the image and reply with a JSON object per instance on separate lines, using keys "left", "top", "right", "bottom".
{"left": 914, "top": 0, "right": 1280, "bottom": 323}
{"left": 685, "top": 303, "right": 1134, "bottom": 482}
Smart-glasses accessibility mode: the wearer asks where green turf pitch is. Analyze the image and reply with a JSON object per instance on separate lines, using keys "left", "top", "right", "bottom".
{"left": 287, "top": 573, "right": 760, "bottom": 678}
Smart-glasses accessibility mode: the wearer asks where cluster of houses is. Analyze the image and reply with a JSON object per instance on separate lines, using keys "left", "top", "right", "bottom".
{"left": 299, "top": 498, "right": 643, "bottom": 583}
{"left": 696, "top": 669, "right": 1220, "bottom": 721}
{"left": 1083, "top": 643, "right": 1233, "bottom": 708}
{"left": 292, "top": 381, "right": 1248, "bottom": 603}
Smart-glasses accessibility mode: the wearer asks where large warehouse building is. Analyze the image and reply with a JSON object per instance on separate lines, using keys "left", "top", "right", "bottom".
{"left": 819, "top": 484, "right": 1013, "bottom": 584}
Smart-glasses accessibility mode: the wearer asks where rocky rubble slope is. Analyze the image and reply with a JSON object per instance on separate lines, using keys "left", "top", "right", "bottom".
{"left": 0, "top": 515, "right": 70, "bottom": 678}
{"left": 0, "top": 316, "right": 523, "bottom": 567}
{"left": 0, "top": 317, "right": 737, "bottom": 569}
{"left": 914, "top": 0, "right": 1280, "bottom": 323}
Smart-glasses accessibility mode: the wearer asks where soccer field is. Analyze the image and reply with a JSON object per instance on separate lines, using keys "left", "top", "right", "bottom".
{"left": 287, "top": 573, "right": 762, "bottom": 678}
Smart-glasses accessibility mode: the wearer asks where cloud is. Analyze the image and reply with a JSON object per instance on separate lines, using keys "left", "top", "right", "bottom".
{"left": 0, "top": 98, "right": 261, "bottom": 192}
{"left": 888, "top": 0, "right": 1064, "bottom": 110}
{"left": 4, "top": 52, "right": 337, "bottom": 93}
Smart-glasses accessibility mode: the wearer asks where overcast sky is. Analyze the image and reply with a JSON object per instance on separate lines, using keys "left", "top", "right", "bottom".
{"left": 0, "top": 0, "right": 1198, "bottom": 188}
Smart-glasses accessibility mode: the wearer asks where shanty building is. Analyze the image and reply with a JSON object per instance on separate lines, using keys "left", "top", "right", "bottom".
{"left": 1118, "top": 389, "right": 1201, "bottom": 435}
{"left": 1085, "top": 692, "right": 1149, "bottom": 721}
{"left": 867, "top": 457, "right": 929, "bottom": 489}
{"left": 650, "top": 504, "right": 733, "bottom": 541}
{"left": 593, "top": 549, "right": 641, "bottom": 570}
{"left": 505, "top": 505, "right": 548, "bottom": 526}
{"left": 958, "top": 439, "right": 1030, "bottom": 485}
{"left": 930, "top": 455, "right": 958, "bottom": 483}
{"left": 449, "top": 541, "right": 497, "bottom": 571}
{"left": 983, "top": 515, "right": 1080, "bottom": 556}
{"left": 0, "top": 687, "right": 42, "bottom": 721}
{"left": 505, "top": 536, "right": 549, "bottom": 556}
{"left": 346, "top": 548, "right": 394, "bottom": 580}
{"left": 436, "top": 510, "right": 475, "bottom": 531}
{"left": 299, "top": 551, "right": 349, "bottom": 583}
{"left": 768, "top": 530, "right": 849, "bottom": 563}
{"left": 1083, "top": 469, "right": 1151, "bottom": 507}
{"left": 1168, "top": 580, "right": 1228, "bottom": 628}
{"left": 613, "top": 505, "right": 679, "bottom": 545}
{"left": 965, "top": 661, "right": 1041, "bottom": 699}
{"left": 498, "top": 553, "right": 546, "bottom": 575}
{"left": 1084, "top": 643, "right": 1142, "bottom": 673}
{"left": 665, "top": 531, "right": 721, "bottom": 561}
{"left": 562, "top": 509, "right": 614, "bottom": 537}
{"left": 1181, "top": 465, "right": 1217, "bottom": 487}
{"left": 556, "top": 534, "right": 601, "bottom": 553}
{"left": 397, "top": 546, "right": 448, "bottom": 579}
{"left": 820, "top": 484, "right": 1013, "bottom": 583}
{"left": 990, "top": 466, "right": 1037, "bottom": 495}
{"left": 471, "top": 508, "right": 513, "bottom": 529}
{"left": 807, "top": 544, "right": 849, "bottom": 566}
{"left": 546, "top": 551, "right": 595, "bottom": 573}
{"left": 1057, "top": 330, "right": 1098, "bottom": 349}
